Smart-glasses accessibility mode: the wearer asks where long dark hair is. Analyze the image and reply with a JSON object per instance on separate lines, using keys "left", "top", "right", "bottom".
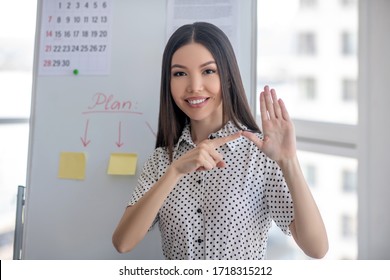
{"left": 156, "top": 22, "right": 260, "bottom": 161}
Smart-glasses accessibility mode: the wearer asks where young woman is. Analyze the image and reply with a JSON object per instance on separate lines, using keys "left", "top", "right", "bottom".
{"left": 112, "top": 22, "right": 328, "bottom": 260}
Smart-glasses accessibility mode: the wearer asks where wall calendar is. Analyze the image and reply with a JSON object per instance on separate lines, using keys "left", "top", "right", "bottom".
{"left": 38, "top": 0, "right": 113, "bottom": 76}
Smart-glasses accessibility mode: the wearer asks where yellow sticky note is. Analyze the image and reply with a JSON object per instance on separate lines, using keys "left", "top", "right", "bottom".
{"left": 107, "top": 153, "right": 138, "bottom": 175}
{"left": 58, "top": 152, "right": 86, "bottom": 180}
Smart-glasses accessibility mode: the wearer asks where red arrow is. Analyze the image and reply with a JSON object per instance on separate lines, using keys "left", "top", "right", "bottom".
{"left": 116, "top": 121, "right": 124, "bottom": 148}
{"left": 80, "top": 119, "right": 91, "bottom": 147}
{"left": 146, "top": 121, "right": 157, "bottom": 137}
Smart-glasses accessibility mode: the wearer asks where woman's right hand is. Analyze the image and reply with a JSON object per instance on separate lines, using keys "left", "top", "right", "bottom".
{"left": 170, "top": 132, "right": 242, "bottom": 175}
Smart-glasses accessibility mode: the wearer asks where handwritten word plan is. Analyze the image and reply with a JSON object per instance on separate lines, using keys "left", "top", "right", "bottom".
{"left": 38, "top": 0, "right": 113, "bottom": 75}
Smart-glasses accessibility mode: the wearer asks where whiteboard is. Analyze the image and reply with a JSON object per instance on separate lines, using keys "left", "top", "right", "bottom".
{"left": 23, "top": 0, "right": 255, "bottom": 259}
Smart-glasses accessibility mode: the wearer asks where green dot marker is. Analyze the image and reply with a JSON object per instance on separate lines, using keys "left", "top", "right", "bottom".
{"left": 73, "top": 69, "right": 79, "bottom": 75}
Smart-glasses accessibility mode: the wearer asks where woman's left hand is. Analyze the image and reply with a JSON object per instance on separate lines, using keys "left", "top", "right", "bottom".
{"left": 242, "top": 85, "right": 297, "bottom": 165}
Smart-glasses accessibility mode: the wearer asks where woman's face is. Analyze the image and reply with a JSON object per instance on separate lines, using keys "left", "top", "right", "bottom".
{"left": 170, "top": 42, "right": 223, "bottom": 126}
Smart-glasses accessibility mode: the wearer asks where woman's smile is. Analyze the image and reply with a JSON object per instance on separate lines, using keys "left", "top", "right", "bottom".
{"left": 186, "top": 97, "right": 210, "bottom": 106}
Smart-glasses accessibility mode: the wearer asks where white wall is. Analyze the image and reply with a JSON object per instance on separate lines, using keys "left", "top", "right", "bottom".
{"left": 358, "top": 0, "right": 390, "bottom": 259}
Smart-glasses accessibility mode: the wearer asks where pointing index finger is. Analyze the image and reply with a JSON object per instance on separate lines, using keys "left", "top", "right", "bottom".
{"left": 209, "top": 131, "right": 242, "bottom": 148}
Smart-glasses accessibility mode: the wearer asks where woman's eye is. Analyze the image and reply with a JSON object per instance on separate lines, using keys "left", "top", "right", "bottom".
{"left": 172, "top": 71, "right": 186, "bottom": 77}
{"left": 203, "top": 69, "right": 216, "bottom": 75}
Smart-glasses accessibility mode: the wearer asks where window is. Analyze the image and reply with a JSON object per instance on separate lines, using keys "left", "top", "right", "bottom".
{"left": 340, "top": 0, "right": 357, "bottom": 8}
{"left": 341, "top": 31, "right": 357, "bottom": 56}
{"left": 297, "top": 32, "right": 317, "bottom": 55}
{"left": 298, "top": 77, "right": 317, "bottom": 100}
{"left": 0, "top": 1, "right": 36, "bottom": 259}
{"left": 341, "top": 214, "right": 356, "bottom": 239}
{"left": 342, "top": 168, "right": 356, "bottom": 192}
{"left": 300, "top": 0, "right": 318, "bottom": 9}
{"left": 303, "top": 162, "right": 317, "bottom": 187}
{"left": 257, "top": 0, "right": 358, "bottom": 259}
{"left": 258, "top": 3, "right": 358, "bottom": 125}
{"left": 342, "top": 78, "right": 357, "bottom": 102}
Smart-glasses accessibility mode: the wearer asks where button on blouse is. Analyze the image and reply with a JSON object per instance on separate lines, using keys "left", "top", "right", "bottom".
{"left": 129, "top": 121, "right": 294, "bottom": 260}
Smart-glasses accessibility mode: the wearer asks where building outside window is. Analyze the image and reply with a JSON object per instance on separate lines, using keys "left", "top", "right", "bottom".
{"left": 257, "top": 0, "right": 358, "bottom": 259}
{"left": 0, "top": 1, "right": 36, "bottom": 259}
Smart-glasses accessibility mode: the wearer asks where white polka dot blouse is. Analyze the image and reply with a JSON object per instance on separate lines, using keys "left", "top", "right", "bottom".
{"left": 129, "top": 121, "right": 294, "bottom": 260}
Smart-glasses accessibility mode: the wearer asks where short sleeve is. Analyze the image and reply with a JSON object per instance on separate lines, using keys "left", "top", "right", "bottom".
{"left": 128, "top": 148, "right": 168, "bottom": 206}
{"left": 127, "top": 148, "right": 170, "bottom": 229}
{"left": 264, "top": 158, "right": 294, "bottom": 235}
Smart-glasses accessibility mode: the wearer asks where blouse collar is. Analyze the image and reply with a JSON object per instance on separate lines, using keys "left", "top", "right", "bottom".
{"left": 174, "top": 121, "right": 246, "bottom": 156}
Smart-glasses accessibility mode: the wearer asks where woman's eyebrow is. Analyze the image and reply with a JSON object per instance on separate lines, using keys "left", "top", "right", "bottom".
{"left": 199, "top": 60, "right": 216, "bottom": 67}
{"left": 171, "top": 64, "right": 186, "bottom": 69}
{"left": 171, "top": 60, "right": 216, "bottom": 69}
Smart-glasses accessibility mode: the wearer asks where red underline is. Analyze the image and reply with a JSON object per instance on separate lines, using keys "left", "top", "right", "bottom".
{"left": 81, "top": 110, "right": 143, "bottom": 115}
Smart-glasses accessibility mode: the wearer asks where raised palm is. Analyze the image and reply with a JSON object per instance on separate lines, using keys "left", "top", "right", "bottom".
{"left": 242, "top": 86, "right": 297, "bottom": 165}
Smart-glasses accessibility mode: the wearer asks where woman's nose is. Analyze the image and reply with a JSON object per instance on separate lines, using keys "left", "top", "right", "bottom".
{"left": 187, "top": 74, "right": 204, "bottom": 93}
